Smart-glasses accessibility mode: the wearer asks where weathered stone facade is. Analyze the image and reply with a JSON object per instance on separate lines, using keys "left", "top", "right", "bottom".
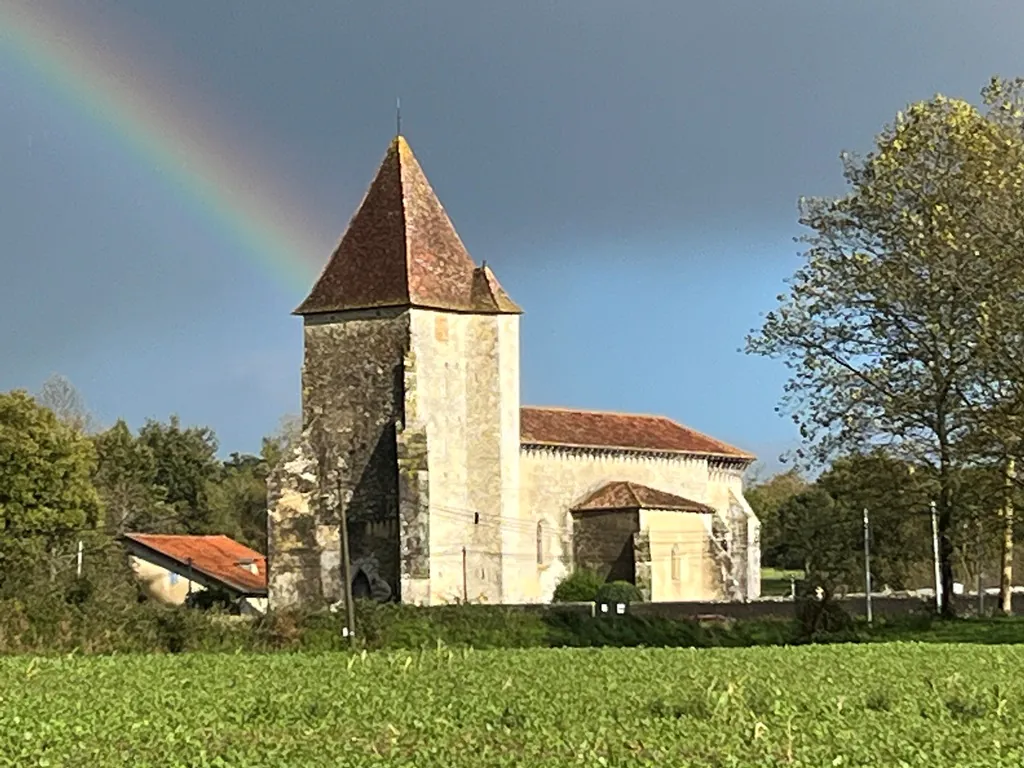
{"left": 267, "top": 133, "right": 760, "bottom": 611}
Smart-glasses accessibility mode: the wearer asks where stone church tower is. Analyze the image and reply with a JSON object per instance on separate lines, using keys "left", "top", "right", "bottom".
{"left": 268, "top": 135, "right": 524, "bottom": 608}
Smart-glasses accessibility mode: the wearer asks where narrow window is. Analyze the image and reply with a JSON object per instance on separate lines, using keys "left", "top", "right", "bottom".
{"left": 536, "top": 521, "right": 545, "bottom": 565}
{"left": 671, "top": 544, "right": 682, "bottom": 582}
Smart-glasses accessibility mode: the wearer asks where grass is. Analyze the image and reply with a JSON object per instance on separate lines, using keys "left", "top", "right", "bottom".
{"left": 760, "top": 567, "right": 805, "bottom": 597}
{"left": 4, "top": 642, "right": 1024, "bottom": 766}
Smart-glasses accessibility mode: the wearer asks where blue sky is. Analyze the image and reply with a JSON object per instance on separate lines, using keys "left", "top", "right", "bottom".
{"left": 3, "top": 1, "right": 1023, "bottom": 474}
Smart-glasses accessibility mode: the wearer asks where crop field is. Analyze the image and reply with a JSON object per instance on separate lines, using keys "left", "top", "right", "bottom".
{"left": 3, "top": 643, "right": 1024, "bottom": 767}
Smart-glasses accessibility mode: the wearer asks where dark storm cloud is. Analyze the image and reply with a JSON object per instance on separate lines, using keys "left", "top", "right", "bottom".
{"left": 78, "top": 0, "right": 1024, "bottom": 260}
{"left": 5, "top": 0, "right": 1024, "bottom": 455}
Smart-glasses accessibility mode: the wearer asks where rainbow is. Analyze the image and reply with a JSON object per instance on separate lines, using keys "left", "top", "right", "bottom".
{"left": 0, "top": 3, "right": 327, "bottom": 291}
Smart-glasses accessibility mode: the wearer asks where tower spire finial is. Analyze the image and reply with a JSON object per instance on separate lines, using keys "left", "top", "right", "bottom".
{"left": 396, "top": 97, "right": 401, "bottom": 137}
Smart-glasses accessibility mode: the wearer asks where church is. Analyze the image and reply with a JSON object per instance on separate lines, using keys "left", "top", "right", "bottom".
{"left": 266, "top": 135, "right": 760, "bottom": 609}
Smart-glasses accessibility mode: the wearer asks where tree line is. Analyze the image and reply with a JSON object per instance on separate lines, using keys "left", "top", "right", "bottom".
{"left": 0, "top": 374, "right": 298, "bottom": 599}
{"left": 745, "top": 452, "right": 1023, "bottom": 604}
{"left": 747, "top": 76, "right": 1024, "bottom": 615}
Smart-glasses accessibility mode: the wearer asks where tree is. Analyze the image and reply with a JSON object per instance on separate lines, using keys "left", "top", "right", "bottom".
{"left": 0, "top": 390, "right": 102, "bottom": 586}
{"left": 207, "top": 453, "right": 270, "bottom": 553}
{"left": 747, "top": 87, "right": 1024, "bottom": 615}
{"left": 745, "top": 469, "right": 808, "bottom": 569}
{"left": 91, "top": 419, "right": 175, "bottom": 536}
{"left": 261, "top": 413, "right": 302, "bottom": 470}
{"left": 951, "top": 77, "right": 1024, "bottom": 614}
{"left": 816, "top": 452, "right": 934, "bottom": 591}
{"left": 137, "top": 416, "right": 220, "bottom": 534}
{"left": 776, "top": 487, "right": 856, "bottom": 595}
{"left": 36, "top": 374, "right": 97, "bottom": 434}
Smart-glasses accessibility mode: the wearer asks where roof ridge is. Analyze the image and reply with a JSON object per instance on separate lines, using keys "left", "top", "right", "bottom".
{"left": 294, "top": 138, "right": 406, "bottom": 316}
{"left": 471, "top": 264, "right": 523, "bottom": 314}
{"left": 521, "top": 405, "right": 670, "bottom": 420}
{"left": 624, "top": 481, "right": 643, "bottom": 507}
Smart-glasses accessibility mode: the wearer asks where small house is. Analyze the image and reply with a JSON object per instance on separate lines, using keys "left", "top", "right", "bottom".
{"left": 122, "top": 533, "right": 268, "bottom": 614}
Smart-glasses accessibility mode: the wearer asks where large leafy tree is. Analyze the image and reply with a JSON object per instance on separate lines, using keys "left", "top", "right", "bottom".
{"left": 207, "top": 453, "right": 270, "bottom": 553}
{"left": 0, "top": 390, "right": 102, "bottom": 583}
{"left": 816, "top": 452, "right": 935, "bottom": 591}
{"left": 748, "top": 86, "right": 1024, "bottom": 615}
{"left": 775, "top": 487, "right": 853, "bottom": 594}
{"left": 745, "top": 469, "right": 808, "bottom": 569}
{"left": 92, "top": 419, "right": 176, "bottom": 536}
{"left": 137, "top": 416, "right": 220, "bottom": 534}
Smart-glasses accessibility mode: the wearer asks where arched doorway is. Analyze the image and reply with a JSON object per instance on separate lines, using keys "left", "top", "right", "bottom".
{"left": 351, "top": 569, "right": 371, "bottom": 600}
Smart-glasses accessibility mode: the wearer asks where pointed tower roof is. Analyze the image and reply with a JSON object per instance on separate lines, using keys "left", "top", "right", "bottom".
{"left": 295, "top": 136, "right": 522, "bottom": 316}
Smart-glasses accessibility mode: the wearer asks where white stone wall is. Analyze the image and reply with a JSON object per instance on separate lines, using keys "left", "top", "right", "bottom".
{"left": 519, "top": 447, "right": 759, "bottom": 602}
{"left": 407, "top": 309, "right": 520, "bottom": 605}
{"left": 495, "top": 315, "right": 524, "bottom": 603}
{"left": 639, "top": 509, "right": 721, "bottom": 601}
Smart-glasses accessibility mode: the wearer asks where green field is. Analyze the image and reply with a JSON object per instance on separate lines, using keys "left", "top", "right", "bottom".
{"left": 3, "top": 643, "right": 1024, "bottom": 767}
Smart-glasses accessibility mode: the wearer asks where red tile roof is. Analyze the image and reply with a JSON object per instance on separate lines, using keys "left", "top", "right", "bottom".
{"left": 123, "top": 534, "right": 267, "bottom": 595}
{"left": 295, "top": 136, "right": 521, "bottom": 316}
{"left": 573, "top": 481, "right": 714, "bottom": 513}
{"left": 520, "top": 406, "right": 753, "bottom": 459}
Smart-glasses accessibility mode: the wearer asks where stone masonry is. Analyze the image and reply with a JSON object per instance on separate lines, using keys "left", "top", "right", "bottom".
{"left": 267, "top": 134, "right": 760, "bottom": 611}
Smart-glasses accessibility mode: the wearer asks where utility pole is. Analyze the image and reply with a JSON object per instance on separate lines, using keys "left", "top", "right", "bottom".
{"left": 337, "top": 478, "right": 356, "bottom": 644}
{"left": 863, "top": 508, "right": 873, "bottom": 625}
{"left": 76, "top": 540, "right": 83, "bottom": 579}
{"left": 931, "top": 501, "right": 942, "bottom": 615}
{"left": 1000, "top": 457, "right": 1016, "bottom": 616}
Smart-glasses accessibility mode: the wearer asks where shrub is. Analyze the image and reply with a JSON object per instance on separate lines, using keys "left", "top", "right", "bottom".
{"left": 552, "top": 569, "right": 606, "bottom": 602}
{"left": 796, "top": 595, "right": 855, "bottom": 639}
{"left": 355, "top": 602, "right": 550, "bottom": 650}
{"left": 187, "top": 587, "right": 237, "bottom": 612}
{"left": 596, "top": 581, "right": 643, "bottom": 605}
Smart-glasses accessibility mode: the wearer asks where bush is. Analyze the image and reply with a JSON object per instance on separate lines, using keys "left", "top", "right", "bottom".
{"left": 796, "top": 595, "right": 855, "bottom": 639}
{"left": 355, "top": 602, "right": 551, "bottom": 650}
{"left": 596, "top": 581, "right": 643, "bottom": 605}
{"left": 552, "top": 569, "right": 606, "bottom": 602}
{"left": 187, "top": 587, "right": 237, "bottom": 612}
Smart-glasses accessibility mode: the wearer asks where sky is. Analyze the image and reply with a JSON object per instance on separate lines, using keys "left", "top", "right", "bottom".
{"left": 2, "top": 1, "right": 1023, "bottom": 474}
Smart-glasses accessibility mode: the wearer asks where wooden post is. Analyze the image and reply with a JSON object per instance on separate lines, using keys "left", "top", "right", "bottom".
{"left": 338, "top": 481, "right": 356, "bottom": 644}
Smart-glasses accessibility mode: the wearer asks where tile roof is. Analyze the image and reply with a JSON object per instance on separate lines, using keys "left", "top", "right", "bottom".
{"left": 520, "top": 406, "right": 754, "bottom": 460}
{"left": 573, "top": 481, "right": 714, "bottom": 513}
{"left": 295, "top": 135, "right": 522, "bottom": 316}
{"left": 123, "top": 534, "right": 267, "bottom": 595}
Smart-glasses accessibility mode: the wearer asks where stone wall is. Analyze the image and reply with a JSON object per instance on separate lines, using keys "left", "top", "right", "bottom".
{"left": 268, "top": 308, "right": 409, "bottom": 611}
{"left": 406, "top": 309, "right": 520, "bottom": 604}
{"left": 520, "top": 447, "right": 755, "bottom": 602}
{"left": 710, "top": 463, "right": 762, "bottom": 599}
{"left": 266, "top": 439, "right": 323, "bottom": 609}
{"left": 571, "top": 509, "right": 639, "bottom": 583}
{"left": 639, "top": 509, "right": 721, "bottom": 601}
